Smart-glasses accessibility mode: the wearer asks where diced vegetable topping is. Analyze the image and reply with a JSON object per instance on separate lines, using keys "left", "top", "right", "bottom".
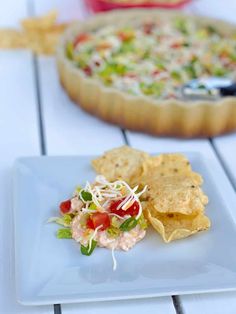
{"left": 81, "top": 240, "right": 97, "bottom": 256}
{"left": 49, "top": 175, "right": 148, "bottom": 260}
{"left": 86, "top": 212, "right": 110, "bottom": 231}
{"left": 57, "top": 228, "right": 72, "bottom": 239}
{"left": 59, "top": 199, "right": 71, "bottom": 214}
{"left": 109, "top": 197, "right": 140, "bottom": 217}
{"left": 65, "top": 18, "right": 235, "bottom": 99}
{"left": 119, "top": 217, "right": 138, "bottom": 232}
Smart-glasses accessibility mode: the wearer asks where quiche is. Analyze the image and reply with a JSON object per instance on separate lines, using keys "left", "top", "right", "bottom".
{"left": 57, "top": 9, "right": 236, "bottom": 137}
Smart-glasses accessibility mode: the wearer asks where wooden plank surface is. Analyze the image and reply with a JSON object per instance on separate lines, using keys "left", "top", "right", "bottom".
{"left": 36, "top": 56, "right": 125, "bottom": 155}
{"left": 0, "top": 51, "right": 52, "bottom": 314}
{"left": 0, "top": 0, "right": 236, "bottom": 313}
{"left": 32, "top": 1, "right": 176, "bottom": 314}
{"left": 0, "top": 0, "right": 28, "bottom": 28}
{"left": 61, "top": 298, "right": 176, "bottom": 314}
{"left": 213, "top": 134, "right": 236, "bottom": 188}
{"left": 174, "top": 2, "right": 236, "bottom": 313}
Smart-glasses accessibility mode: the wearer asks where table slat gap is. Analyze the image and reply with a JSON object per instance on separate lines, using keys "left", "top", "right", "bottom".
{"left": 209, "top": 139, "right": 235, "bottom": 192}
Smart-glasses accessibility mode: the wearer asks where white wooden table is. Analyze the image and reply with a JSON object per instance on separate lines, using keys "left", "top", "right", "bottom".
{"left": 0, "top": 0, "right": 236, "bottom": 313}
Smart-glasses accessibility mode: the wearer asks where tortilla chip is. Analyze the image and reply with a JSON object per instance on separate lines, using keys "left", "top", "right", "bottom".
{"left": 92, "top": 146, "right": 149, "bottom": 183}
{"left": 144, "top": 175, "right": 208, "bottom": 215}
{"left": 136, "top": 154, "right": 203, "bottom": 186}
{"left": 21, "top": 10, "right": 58, "bottom": 31}
{"left": 147, "top": 208, "right": 211, "bottom": 243}
{"left": 0, "top": 29, "right": 27, "bottom": 48}
{"left": 24, "top": 24, "right": 67, "bottom": 54}
{"left": 0, "top": 11, "right": 68, "bottom": 54}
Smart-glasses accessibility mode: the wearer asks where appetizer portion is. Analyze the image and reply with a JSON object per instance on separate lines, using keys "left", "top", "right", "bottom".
{"left": 49, "top": 146, "right": 211, "bottom": 269}
{"left": 92, "top": 146, "right": 211, "bottom": 243}
{"left": 50, "top": 175, "right": 148, "bottom": 259}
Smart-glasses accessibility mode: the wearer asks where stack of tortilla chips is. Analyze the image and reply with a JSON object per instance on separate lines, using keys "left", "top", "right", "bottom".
{"left": 92, "top": 146, "right": 211, "bottom": 243}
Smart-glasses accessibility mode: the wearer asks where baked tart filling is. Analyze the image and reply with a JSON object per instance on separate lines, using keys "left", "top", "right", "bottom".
{"left": 65, "top": 17, "right": 236, "bottom": 100}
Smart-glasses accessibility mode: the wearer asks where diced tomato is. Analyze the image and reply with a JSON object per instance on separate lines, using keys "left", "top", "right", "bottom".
{"left": 170, "top": 42, "right": 182, "bottom": 49}
{"left": 73, "top": 33, "right": 91, "bottom": 47}
{"left": 152, "top": 70, "right": 161, "bottom": 76}
{"left": 83, "top": 65, "right": 92, "bottom": 76}
{"left": 86, "top": 217, "right": 94, "bottom": 229}
{"left": 60, "top": 200, "right": 71, "bottom": 214}
{"left": 219, "top": 51, "right": 230, "bottom": 58}
{"left": 86, "top": 212, "right": 110, "bottom": 231}
{"left": 109, "top": 197, "right": 140, "bottom": 217}
{"left": 117, "top": 31, "right": 134, "bottom": 42}
{"left": 143, "top": 22, "right": 155, "bottom": 35}
{"left": 96, "top": 42, "right": 112, "bottom": 50}
{"left": 125, "top": 73, "right": 137, "bottom": 79}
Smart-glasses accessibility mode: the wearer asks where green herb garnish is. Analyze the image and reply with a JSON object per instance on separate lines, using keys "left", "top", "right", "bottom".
{"left": 119, "top": 217, "right": 138, "bottom": 232}
{"left": 81, "top": 240, "right": 97, "bottom": 256}
{"left": 57, "top": 228, "right": 72, "bottom": 239}
{"left": 80, "top": 190, "right": 92, "bottom": 202}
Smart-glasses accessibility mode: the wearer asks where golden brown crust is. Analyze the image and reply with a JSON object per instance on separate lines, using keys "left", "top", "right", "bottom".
{"left": 57, "top": 9, "right": 236, "bottom": 138}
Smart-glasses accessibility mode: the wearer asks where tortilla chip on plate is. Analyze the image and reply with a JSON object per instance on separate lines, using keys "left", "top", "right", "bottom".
{"left": 144, "top": 175, "right": 208, "bottom": 215}
{"left": 92, "top": 145, "right": 149, "bottom": 183}
{"left": 147, "top": 207, "right": 211, "bottom": 243}
{"left": 137, "top": 153, "right": 203, "bottom": 186}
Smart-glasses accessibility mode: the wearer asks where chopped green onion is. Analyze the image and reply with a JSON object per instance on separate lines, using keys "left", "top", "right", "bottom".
{"left": 111, "top": 216, "right": 121, "bottom": 228}
{"left": 174, "top": 18, "right": 188, "bottom": 34}
{"left": 66, "top": 42, "right": 74, "bottom": 60}
{"left": 57, "top": 228, "right": 72, "bottom": 239}
{"left": 171, "top": 70, "right": 182, "bottom": 81}
{"left": 184, "top": 63, "right": 197, "bottom": 79}
{"left": 80, "top": 190, "right": 92, "bottom": 202}
{"left": 212, "top": 67, "right": 228, "bottom": 76}
{"left": 140, "top": 81, "right": 164, "bottom": 96}
{"left": 118, "top": 42, "right": 135, "bottom": 53}
{"left": 63, "top": 214, "right": 73, "bottom": 226}
{"left": 106, "top": 227, "right": 121, "bottom": 238}
{"left": 206, "top": 25, "right": 219, "bottom": 35}
{"left": 81, "top": 240, "right": 97, "bottom": 256}
{"left": 75, "top": 185, "right": 82, "bottom": 193}
{"left": 119, "top": 217, "right": 138, "bottom": 232}
{"left": 183, "top": 42, "right": 190, "bottom": 47}
{"left": 48, "top": 214, "right": 72, "bottom": 227}
{"left": 230, "top": 53, "right": 236, "bottom": 62}
{"left": 88, "top": 203, "right": 97, "bottom": 210}
{"left": 138, "top": 213, "right": 148, "bottom": 230}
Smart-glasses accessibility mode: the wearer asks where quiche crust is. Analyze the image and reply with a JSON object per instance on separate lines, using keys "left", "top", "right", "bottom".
{"left": 57, "top": 9, "right": 236, "bottom": 137}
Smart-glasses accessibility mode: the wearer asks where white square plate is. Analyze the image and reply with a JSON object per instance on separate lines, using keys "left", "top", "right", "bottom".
{"left": 13, "top": 153, "right": 236, "bottom": 305}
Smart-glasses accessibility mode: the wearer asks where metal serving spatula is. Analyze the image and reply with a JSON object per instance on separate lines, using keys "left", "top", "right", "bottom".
{"left": 181, "top": 77, "right": 236, "bottom": 101}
